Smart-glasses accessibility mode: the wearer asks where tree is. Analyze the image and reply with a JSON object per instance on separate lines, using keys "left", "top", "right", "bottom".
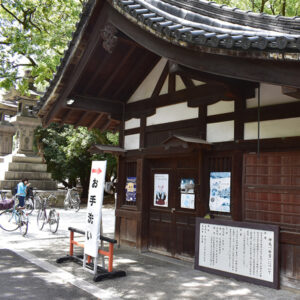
{"left": 212, "top": 0, "right": 299, "bottom": 16}
{"left": 34, "top": 123, "right": 118, "bottom": 199}
{"left": 0, "top": 0, "right": 85, "bottom": 93}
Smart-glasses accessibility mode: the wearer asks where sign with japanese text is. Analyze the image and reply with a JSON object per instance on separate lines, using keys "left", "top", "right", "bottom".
{"left": 195, "top": 218, "right": 279, "bottom": 289}
{"left": 84, "top": 161, "right": 107, "bottom": 258}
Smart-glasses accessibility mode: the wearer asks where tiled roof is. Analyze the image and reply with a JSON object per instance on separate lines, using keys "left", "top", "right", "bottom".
{"left": 113, "top": 0, "right": 300, "bottom": 51}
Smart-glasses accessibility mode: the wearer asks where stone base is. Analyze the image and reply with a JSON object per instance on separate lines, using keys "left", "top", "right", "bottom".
{"left": 0, "top": 153, "right": 57, "bottom": 191}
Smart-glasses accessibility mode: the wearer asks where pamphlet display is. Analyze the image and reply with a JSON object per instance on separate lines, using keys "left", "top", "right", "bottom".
{"left": 180, "top": 178, "right": 195, "bottom": 209}
{"left": 125, "top": 177, "right": 136, "bottom": 202}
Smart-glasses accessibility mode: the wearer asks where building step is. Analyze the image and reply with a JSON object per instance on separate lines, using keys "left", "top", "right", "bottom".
{"left": 4, "top": 171, "right": 52, "bottom": 180}
{"left": 8, "top": 162, "right": 47, "bottom": 172}
{"left": 0, "top": 180, "right": 57, "bottom": 190}
{"left": 12, "top": 155, "right": 44, "bottom": 164}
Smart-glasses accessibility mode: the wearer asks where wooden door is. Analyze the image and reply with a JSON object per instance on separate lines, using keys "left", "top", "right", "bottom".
{"left": 148, "top": 157, "right": 199, "bottom": 258}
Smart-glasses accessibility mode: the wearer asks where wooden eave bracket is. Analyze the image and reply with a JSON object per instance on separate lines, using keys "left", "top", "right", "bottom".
{"left": 161, "top": 135, "right": 212, "bottom": 151}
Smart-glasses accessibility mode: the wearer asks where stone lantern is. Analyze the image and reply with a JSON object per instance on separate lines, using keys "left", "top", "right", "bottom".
{"left": 0, "top": 101, "right": 17, "bottom": 157}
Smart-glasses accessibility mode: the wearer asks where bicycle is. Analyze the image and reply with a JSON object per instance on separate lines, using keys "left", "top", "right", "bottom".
{"left": 64, "top": 187, "right": 80, "bottom": 212}
{"left": 0, "top": 197, "right": 29, "bottom": 236}
{"left": 37, "top": 193, "right": 60, "bottom": 233}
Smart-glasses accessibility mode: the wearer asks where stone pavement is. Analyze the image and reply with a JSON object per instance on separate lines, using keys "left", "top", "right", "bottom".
{"left": 1, "top": 207, "right": 299, "bottom": 300}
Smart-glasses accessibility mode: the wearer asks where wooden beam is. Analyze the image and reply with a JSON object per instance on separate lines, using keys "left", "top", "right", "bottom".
{"left": 67, "top": 95, "right": 123, "bottom": 119}
{"left": 60, "top": 109, "right": 73, "bottom": 125}
{"left": 88, "top": 113, "right": 104, "bottom": 130}
{"left": 180, "top": 75, "right": 195, "bottom": 89}
{"left": 101, "top": 118, "right": 112, "bottom": 131}
{"left": 97, "top": 45, "right": 136, "bottom": 96}
{"left": 125, "top": 84, "right": 228, "bottom": 120}
{"left": 44, "top": 3, "right": 109, "bottom": 126}
{"left": 151, "top": 62, "right": 169, "bottom": 97}
{"left": 168, "top": 72, "right": 176, "bottom": 94}
{"left": 108, "top": 6, "right": 300, "bottom": 88}
{"left": 282, "top": 86, "right": 300, "bottom": 99}
{"left": 75, "top": 111, "right": 89, "bottom": 128}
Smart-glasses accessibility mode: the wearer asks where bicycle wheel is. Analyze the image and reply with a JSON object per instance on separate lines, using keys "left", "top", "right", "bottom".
{"left": 0, "top": 210, "right": 19, "bottom": 231}
{"left": 37, "top": 209, "right": 45, "bottom": 230}
{"left": 73, "top": 195, "right": 80, "bottom": 212}
{"left": 19, "top": 212, "right": 28, "bottom": 236}
{"left": 49, "top": 209, "right": 59, "bottom": 233}
{"left": 24, "top": 198, "right": 34, "bottom": 215}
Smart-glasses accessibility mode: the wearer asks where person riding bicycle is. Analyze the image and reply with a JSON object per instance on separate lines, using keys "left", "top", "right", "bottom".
{"left": 16, "top": 178, "right": 30, "bottom": 208}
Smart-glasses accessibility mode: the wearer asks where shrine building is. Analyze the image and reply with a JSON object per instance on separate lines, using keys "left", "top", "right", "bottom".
{"left": 37, "top": 0, "right": 300, "bottom": 289}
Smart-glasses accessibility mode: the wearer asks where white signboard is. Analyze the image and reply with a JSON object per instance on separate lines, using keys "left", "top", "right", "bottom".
{"left": 181, "top": 193, "right": 195, "bottom": 209}
{"left": 84, "top": 161, "right": 107, "bottom": 258}
{"left": 195, "top": 219, "right": 279, "bottom": 288}
{"left": 154, "top": 174, "right": 168, "bottom": 207}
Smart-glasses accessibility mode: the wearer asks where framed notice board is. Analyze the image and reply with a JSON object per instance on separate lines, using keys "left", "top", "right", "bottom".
{"left": 195, "top": 218, "right": 279, "bottom": 289}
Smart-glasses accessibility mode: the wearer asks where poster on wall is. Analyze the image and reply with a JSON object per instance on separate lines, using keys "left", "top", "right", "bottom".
{"left": 154, "top": 174, "right": 168, "bottom": 207}
{"left": 209, "top": 172, "right": 231, "bottom": 213}
{"left": 181, "top": 193, "right": 195, "bottom": 209}
{"left": 125, "top": 177, "right": 136, "bottom": 202}
{"left": 180, "top": 178, "right": 195, "bottom": 193}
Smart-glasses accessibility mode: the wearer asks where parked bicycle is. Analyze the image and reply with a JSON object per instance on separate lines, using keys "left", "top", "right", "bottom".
{"left": 64, "top": 187, "right": 80, "bottom": 212}
{"left": 0, "top": 197, "right": 29, "bottom": 236}
{"left": 37, "top": 193, "right": 59, "bottom": 233}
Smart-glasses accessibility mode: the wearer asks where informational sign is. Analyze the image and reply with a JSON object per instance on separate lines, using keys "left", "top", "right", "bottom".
{"left": 154, "top": 174, "right": 168, "bottom": 207}
{"left": 125, "top": 177, "right": 136, "bottom": 202}
{"left": 180, "top": 178, "right": 195, "bottom": 194}
{"left": 209, "top": 172, "right": 231, "bottom": 213}
{"left": 180, "top": 178, "right": 195, "bottom": 209}
{"left": 195, "top": 218, "right": 279, "bottom": 289}
{"left": 84, "top": 161, "right": 107, "bottom": 258}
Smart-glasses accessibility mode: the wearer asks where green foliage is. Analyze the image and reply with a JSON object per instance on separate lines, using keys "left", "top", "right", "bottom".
{"left": 34, "top": 124, "right": 118, "bottom": 196}
{"left": 0, "top": 0, "right": 85, "bottom": 93}
{"left": 212, "top": 0, "right": 299, "bottom": 16}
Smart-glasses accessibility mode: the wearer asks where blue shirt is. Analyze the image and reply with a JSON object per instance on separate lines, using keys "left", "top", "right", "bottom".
{"left": 17, "top": 182, "right": 27, "bottom": 197}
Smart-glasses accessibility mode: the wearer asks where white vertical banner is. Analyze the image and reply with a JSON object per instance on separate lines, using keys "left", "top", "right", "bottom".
{"left": 84, "top": 160, "right": 107, "bottom": 258}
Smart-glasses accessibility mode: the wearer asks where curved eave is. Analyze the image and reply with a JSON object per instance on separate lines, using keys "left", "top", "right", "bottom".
{"left": 111, "top": 0, "right": 300, "bottom": 55}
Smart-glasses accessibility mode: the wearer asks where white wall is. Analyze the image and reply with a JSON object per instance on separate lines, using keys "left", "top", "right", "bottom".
{"left": 244, "top": 117, "right": 300, "bottom": 140}
{"left": 124, "top": 134, "right": 140, "bottom": 150}
{"left": 247, "top": 83, "right": 299, "bottom": 108}
{"left": 146, "top": 102, "right": 198, "bottom": 126}
{"left": 207, "top": 101, "right": 234, "bottom": 116}
{"left": 125, "top": 118, "right": 140, "bottom": 130}
{"left": 207, "top": 121, "right": 234, "bottom": 143}
{"left": 128, "top": 58, "right": 167, "bottom": 103}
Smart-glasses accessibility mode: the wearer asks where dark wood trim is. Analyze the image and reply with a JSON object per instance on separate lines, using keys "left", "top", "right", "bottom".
{"left": 97, "top": 45, "right": 136, "bottom": 96}
{"left": 44, "top": 5, "right": 110, "bottom": 126}
{"left": 140, "top": 115, "right": 146, "bottom": 149}
{"left": 67, "top": 95, "right": 123, "bottom": 118}
{"left": 207, "top": 112, "right": 235, "bottom": 123}
{"left": 88, "top": 113, "right": 104, "bottom": 130}
{"left": 198, "top": 104, "right": 207, "bottom": 140}
{"left": 125, "top": 127, "right": 140, "bottom": 136}
{"left": 74, "top": 111, "right": 90, "bottom": 128}
{"left": 125, "top": 84, "right": 225, "bottom": 120}
{"left": 151, "top": 61, "right": 169, "bottom": 97}
{"left": 180, "top": 74, "right": 195, "bottom": 89}
{"left": 234, "top": 98, "right": 245, "bottom": 141}
{"left": 280, "top": 231, "right": 300, "bottom": 246}
{"left": 108, "top": 6, "right": 300, "bottom": 88}
{"left": 168, "top": 72, "right": 175, "bottom": 94}
{"left": 145, "top": 118, "right": 199, "bottom": 133}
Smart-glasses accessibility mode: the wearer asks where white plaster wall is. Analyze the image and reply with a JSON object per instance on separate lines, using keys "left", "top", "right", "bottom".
{"left": 176, "top": 75, "right": 186, "bottom": 91}
{"left": 207, "top": 101, "right": 234, "bottom": 116}
{"left": 124, "top": 134, "right": 140, "bottom": 150}
{"left": 125, "top": 118, "right": 140, "bottom": 130}
{"left": 160, "top": 75, "right": 168, "bottom": 95}
{"left": 247, "top": 83, "right": 299, "bottom": 108}
{"left": 207, "top": 121, "right": 234, "bottom": 143}
{"left": 244, "top": 117, "right": 300, "bottom": 140}
{"left": 146, "top": 102, "right": 198, "bottom": 126}
{"left": 128, "top": 58, "right": 167, "bottom": 103}
{"left": 192, "top": 80, "right": 205, "bottom": 86}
